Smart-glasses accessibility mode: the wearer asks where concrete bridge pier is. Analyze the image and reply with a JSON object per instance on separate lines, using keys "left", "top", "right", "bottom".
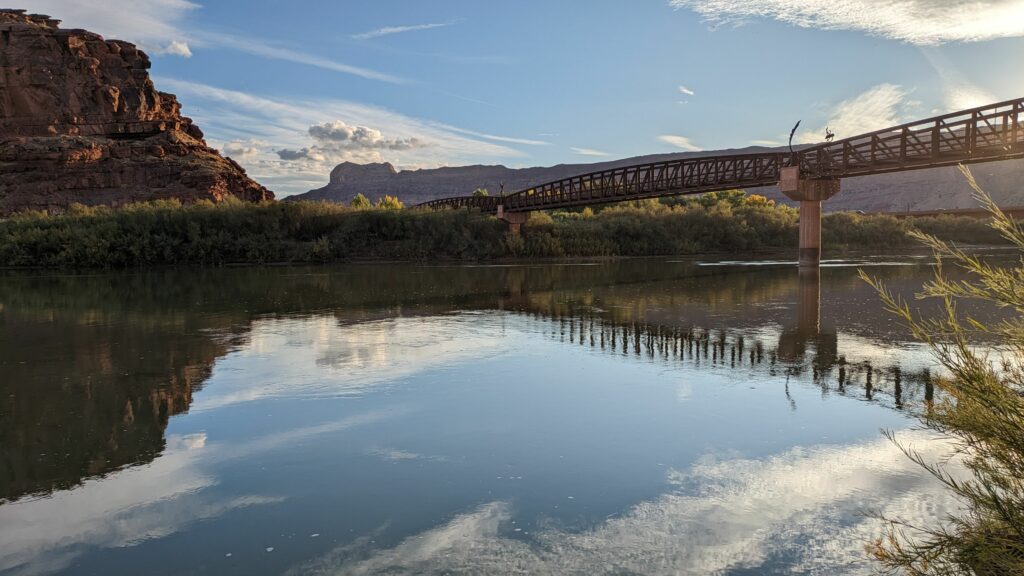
{"left": 497, "top": 205, "right": 530, "bottom": 235}
{"left": 779, "top": 167, "right": 841, "bottom": 267}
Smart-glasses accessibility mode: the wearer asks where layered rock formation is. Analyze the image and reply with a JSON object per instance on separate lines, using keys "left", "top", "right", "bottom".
{"left": 0, "top": 9, "right": 272, "bottom": 214}
{"left": 293, "top": 151, "right": 1024, "bottom": 214}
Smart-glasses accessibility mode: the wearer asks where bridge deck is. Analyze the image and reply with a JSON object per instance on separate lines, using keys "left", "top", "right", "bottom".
{"left": 419, "top": 97, "right": 1024, "bottom": 213}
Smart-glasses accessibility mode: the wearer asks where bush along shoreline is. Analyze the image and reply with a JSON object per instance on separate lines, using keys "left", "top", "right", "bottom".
{"left": 0, "top": 191, "right": 1007, "bottom": 268}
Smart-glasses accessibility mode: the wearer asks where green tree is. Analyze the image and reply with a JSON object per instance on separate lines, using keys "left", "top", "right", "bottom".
{"left": 349, "top": 193, "right": 372, "bottom": 210}
{"left": 699, "top": 189, "right": 746, "bottom": 209}
{"left": 473, "top": 188, "right": 489, "bottom": 197}
{"left": 375, "top": 195, "right": 404, "bottom": 210}
{"left": 863, "top": 166, "right": 1024, "bottom": 575}
{"left": 742, "top": 194, "right": 774, "bottom": 207}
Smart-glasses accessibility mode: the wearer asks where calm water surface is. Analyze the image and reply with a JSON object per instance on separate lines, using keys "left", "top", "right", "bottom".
{"left": 0, "top": 256, "right": 1002, "bottom": 575}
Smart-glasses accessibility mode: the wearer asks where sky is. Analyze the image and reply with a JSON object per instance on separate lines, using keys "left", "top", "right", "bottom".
{"left": 19, "top": 0, "right": 1024, "bottom": 196}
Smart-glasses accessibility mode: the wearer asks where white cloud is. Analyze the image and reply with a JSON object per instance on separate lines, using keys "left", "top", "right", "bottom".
{"left": 796, "top": 84, "right": 910, "bottom": 143}
{"left": 678, "top": 85, "right": 696, "bottom": 96}
{"left": 571, "top": 147, "right": 611, "bottom": 157}
{"left": 751, "top": 139, "right": 784, "bottom": 146}
{"left": 278, "top": 121, "right": 429, "bottom": 163}
{"left": 220, "top": 139, "right": 263, "bottom": 159}
{"left": 287, "top": 431, "right": 961, "bottom": 575}
{"left": 670, "top": 0, "right": 1024, "bottom": 45}
{"left": 153, "top": 77, "right": 531, "bottom": 196}
{"left": 658, "top": 134, "right": 702, "bottom": 151}
{"left": 160, "top": 39, "right": 192, "bottom": 57}
{"left": 353, "top": 22, "right": 456, "bottom": 40}
{"left": 308, "top": 121, "right": 427, "bottom": 150}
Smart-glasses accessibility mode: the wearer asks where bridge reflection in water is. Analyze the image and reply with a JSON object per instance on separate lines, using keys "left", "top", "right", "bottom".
{"left": 0, "top": 258, "right": 986, "bottom": 504}
{"left": 496, "top": 262, "right": 940, "bottom": 412}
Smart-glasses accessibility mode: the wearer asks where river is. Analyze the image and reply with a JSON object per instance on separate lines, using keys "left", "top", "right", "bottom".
{"left": 0, "top": 255, "right": 1004, "bottom": 575}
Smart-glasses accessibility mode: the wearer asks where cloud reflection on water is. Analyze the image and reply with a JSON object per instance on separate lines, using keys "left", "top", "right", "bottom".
{"left": 0, "top": 411, "right": 397, "bottom": 576}
{"left": 193, "top": 314, "right": 508, "bottom": 412}
{"left": 289, "top": 431, "right": 959, "bottom": 576}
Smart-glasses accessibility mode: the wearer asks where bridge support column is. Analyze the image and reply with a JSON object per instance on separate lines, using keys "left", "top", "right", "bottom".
{"left": 798, "top": 200, "right": 822, "bottom": 267}
{"left": 779, "top": 167, "right": 840, "bottom": 267}
{"left": 497, "top": 205, "right": 530, "bottom": 235}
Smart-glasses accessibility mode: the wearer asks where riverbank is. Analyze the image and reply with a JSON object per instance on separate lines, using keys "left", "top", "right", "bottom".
{"left": 0, "top": 197, "right": 1004, "bottom": 268}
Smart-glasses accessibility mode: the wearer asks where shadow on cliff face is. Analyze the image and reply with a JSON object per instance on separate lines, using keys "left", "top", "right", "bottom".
{"left": 0, "top": 9, "right": 272, "bottom": 215}
{"left": 0, "top": 257, "right": 1008, "bottom": 503}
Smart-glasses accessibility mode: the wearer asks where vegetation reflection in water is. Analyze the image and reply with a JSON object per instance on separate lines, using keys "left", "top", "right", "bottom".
{"left": 0, "top": 257, "right": 1007, "bottom": 575}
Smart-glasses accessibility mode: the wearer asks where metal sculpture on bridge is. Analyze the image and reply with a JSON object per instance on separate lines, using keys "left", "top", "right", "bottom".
{"left": 418, "top": 97, "right": 1024, "bottom": 267}
{"left": 788, "top": 120, "right": 801, "bottom": 154}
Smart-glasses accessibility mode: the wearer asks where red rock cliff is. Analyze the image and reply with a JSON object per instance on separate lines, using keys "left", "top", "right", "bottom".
{"left": 0, "top": 9, "right": 272, "bottom": 214}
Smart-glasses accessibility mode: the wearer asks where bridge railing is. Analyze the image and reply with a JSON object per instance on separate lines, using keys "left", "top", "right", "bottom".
{"left": 500, "top": 152, "right": 791, "bottom": 211}
{"left": 799, "top": 97, "right": 1024, "bottom": 178}
{"left": 416, "top": 195, "right": 501, "bottom": 211}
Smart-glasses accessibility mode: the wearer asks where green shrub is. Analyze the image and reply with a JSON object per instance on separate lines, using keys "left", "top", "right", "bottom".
{"left": 864, "top": 167, "right": 1024, "bottom": 575}
{"left": 349, "top": 194, "right": 372, "bottom": 210}
{"left": 0, "top": 190, "right": 1010, "bottom": 268}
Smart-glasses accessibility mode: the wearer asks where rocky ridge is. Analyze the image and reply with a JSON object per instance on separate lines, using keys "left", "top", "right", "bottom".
{"left": 0, "top": 9, "right": 272, "bottom": 214}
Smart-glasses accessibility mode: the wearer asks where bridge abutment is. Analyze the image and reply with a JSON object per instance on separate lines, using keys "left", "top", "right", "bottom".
{"left": 779, "top": 167, "right": 840, "bottom": 268}
{"left": 497, "top": 205, "right": 530, "bottom": 235}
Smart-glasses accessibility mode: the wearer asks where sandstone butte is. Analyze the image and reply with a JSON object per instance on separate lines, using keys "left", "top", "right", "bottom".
{"left": 0, "top": 9, "right": 273, "bottom": 215}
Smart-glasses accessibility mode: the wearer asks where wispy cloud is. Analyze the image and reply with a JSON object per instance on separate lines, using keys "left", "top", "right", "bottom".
{"left": 353, "top": 21, "right": 457, "bottom": 40}
{"left": 919, "top": 48, "right": 997, "bottom": 111}
{"left": 670, "top": 0, "right": 1024, "bottom": 45}
{"left": 23, "top": 0, "right": 200, "bottom": 56}
{"left": 190, "top": 30, "right": 404, "bottom": 83}
{"left": 796, "top": 84, "right": 910, "bottom": 143}
{"left": 155, "top": 78, "right": 530, "bottom": 196}
{"left": 658, "top": 134, "right": 702, "bottom": 151}
{"left": 443, "top": 126, "right": 551, "bottom": 146}
{"left": 27, "top": 1, "right": 403, "bottom": 82}
{"left": 678, "top": 85, "right": 696, "bottom": 96}
{"left": 435, "top": 90, "right": 497, "bottom": 107}
{"left": 570, "top": 147, "right": 612, "bottom": 157}
{"left": 750, "top": 139, "right": 784, "bottom": 147}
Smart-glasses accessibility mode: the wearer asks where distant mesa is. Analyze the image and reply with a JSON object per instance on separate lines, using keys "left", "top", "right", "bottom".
{"left": 0, "top": 9, "right": 272, "bottom": 215}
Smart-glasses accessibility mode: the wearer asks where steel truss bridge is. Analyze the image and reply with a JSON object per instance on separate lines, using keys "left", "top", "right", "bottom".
{"left": 418, "top": 97, "right": 1024, "bottom": 214}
